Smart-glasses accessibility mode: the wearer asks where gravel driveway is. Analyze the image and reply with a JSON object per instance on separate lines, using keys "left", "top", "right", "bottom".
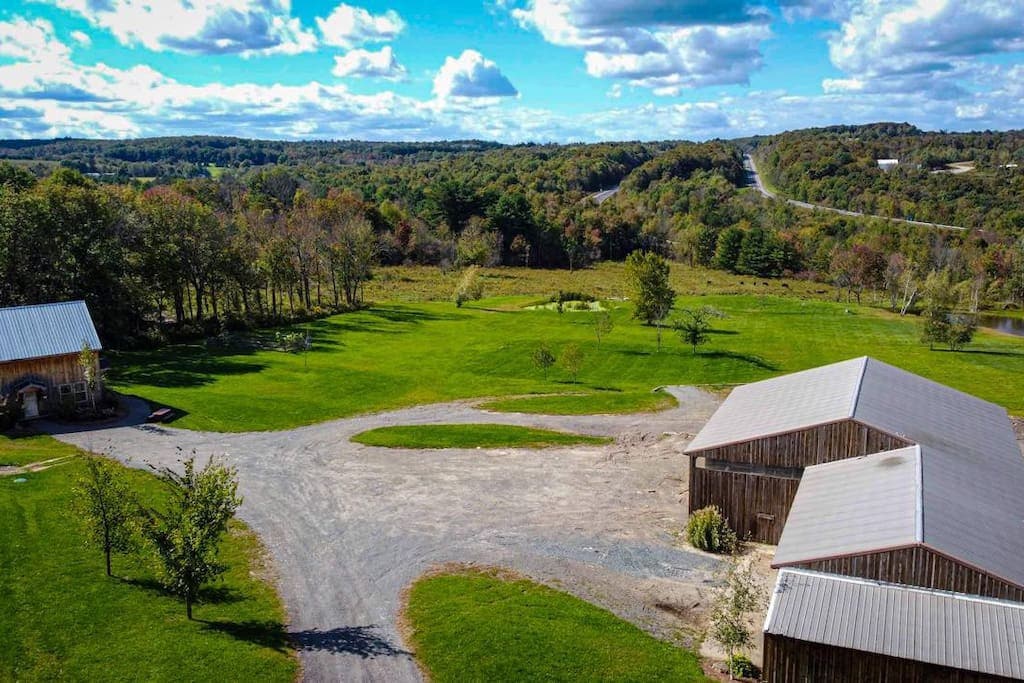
{"left": 45, "top": 387, "right": 722, "bottom": 682}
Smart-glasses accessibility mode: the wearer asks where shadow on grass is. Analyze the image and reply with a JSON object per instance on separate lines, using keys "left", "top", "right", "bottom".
{"left": 699, "top": 350, "right": 778, "bottom": 370}
{"left": 931, "top": 348, "right": 1024, "bottom": 357}
{"left": 110, "top": 348, "right": 268, "bottom": 389}
{"left": 201, "top": 620, "right": 410, "bottom": 659}
{"left": 119, "top": 577, "right": 243, "bottom": 605}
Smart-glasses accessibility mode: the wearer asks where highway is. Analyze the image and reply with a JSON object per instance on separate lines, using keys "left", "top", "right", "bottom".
{"left": 743, "top": 154, "right": 968, "bottom": 232}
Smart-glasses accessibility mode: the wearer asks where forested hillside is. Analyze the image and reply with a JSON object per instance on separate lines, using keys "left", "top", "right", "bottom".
{"left": 752, "top": 123, "right": 1024, "bottom": 231}
{"left": 2, "top": 126, "right": 1024, "bottom": 350}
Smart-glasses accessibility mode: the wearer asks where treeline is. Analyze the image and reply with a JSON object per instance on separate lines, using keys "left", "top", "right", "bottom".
{"left": 752, "top": 123, "right": 1024, "bottom": 232}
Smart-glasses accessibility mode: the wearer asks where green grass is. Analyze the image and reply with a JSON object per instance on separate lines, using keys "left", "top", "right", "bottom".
{"left": 109, "top": 287, "right": 1024, "bottom": 432}
{"left": 351, "top": 424, "right": 610, "bottom": 449}
{"left": 403, "top": 568, "right": 709, "bottom": 682}
{"left": 481, "top": 389, "right": 677, "bottom": 415}
{"left": 0, "top": 436, "right": 297, "bottom": 682}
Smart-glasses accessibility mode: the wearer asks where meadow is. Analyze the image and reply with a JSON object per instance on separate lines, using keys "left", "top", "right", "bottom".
{"left": 0, "top": 436, "right": 297, "bottom": 681}
{"left": 107, "top": 264, "right": 1024, "bottom": 432}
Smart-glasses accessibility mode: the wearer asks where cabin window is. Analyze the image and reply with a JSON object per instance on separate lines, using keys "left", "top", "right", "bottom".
{"left": 695, "top": 456, "right": 803, "bottom": 480}
{"left": 59, "top": 382, "right": 89, "bottom": 407}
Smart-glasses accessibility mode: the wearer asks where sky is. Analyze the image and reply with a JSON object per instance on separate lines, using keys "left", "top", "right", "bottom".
{"left": 0, "top": 0, "right": 1023, "bottom": 142}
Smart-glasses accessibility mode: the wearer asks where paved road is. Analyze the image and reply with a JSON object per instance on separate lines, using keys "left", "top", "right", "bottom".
{"left": 744, "top": 154, "right": 968, "bottom": 232}
{"left": 46, "top": 388, "right": 722, "bottom": 682}
{"left": 588, "top": 186, "right": 620, "bottom": 204}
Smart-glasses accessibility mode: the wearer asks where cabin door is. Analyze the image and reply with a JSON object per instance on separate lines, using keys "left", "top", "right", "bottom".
{"left": 23, "top": 391, "right": 40, "bottom": 419}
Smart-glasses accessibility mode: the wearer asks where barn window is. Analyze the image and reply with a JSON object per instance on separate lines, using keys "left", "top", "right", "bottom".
{"left": 59, "top": 382, "right": 89, "bottom": 407}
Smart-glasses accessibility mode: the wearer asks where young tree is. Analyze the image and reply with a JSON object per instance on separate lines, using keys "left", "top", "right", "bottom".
{"left": 145, "top": 454, "right": 242, "bottom": 620}
{"left": 625, "top": 250, "right": 675, "bottom": 350}
{"left": 559, "top": 343, "right": 584, "bottom": 383}
{"left": 79, "top": 341, "right": 99, "bottom": 413}
{"left": 531, "top": 343, "right": 556, "bottom": 380}
{"left": 674, "top": 306, "right": 723, "bottom": 354}
{"left": 72, "top": 456, "right": 138, "bottom": 577}
{"left": 709, "top": 559, "right": 767, "bottom": 680}
{"left": 592, "top": 310, "right": 613, "bottom": 346}
{"left": 453, "top": 265, "right": 484, "bottom": 307}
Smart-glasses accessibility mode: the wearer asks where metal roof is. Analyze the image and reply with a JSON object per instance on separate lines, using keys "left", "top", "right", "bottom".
{"left": 685, "top": 357, "right": 1019, "bottom": 467}
{"left": 765, "top": 569, "right": 1024, "bottom": 679}
{"left": 773, "top": 445, "right": 1024, "bottom": 591}
{"left": 0, "top": 300, "right": 102, "bottom": 363}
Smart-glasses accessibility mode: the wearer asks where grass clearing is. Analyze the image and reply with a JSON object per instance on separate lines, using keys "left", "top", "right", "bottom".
{"left": 0, "top": 435, "right": 297, "bottom": 682}
{"left": 402, "top": 567, "right": 710, "bottom": 682}
{"left": 480, "top": 389, "right": 677, "bottom": 415}
{"left": 351, "top": 424, "right": 610, "bottom": 449}
{"left": 108, "top": 265, "right": 1024, "bottom": 432}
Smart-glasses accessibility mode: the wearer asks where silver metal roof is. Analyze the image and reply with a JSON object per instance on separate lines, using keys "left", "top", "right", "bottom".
{"left": 774, "top": 445, "right": 1024, "bottom": 590}
{"left": 685, "top": 357, "right": 1019, "bottom": 467}
{"left": 0, "top": 300, "right": 102, "bottom": 363}
{"left": 765, "top": 569, "right": 1024, "bottom": 679}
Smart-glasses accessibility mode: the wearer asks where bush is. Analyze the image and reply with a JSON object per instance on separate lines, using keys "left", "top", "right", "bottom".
{"left": 685, "top": 506, "right": 737, "bottom": 553}
{"left": 728, "top": 654, "right": 759, "bottom": 679}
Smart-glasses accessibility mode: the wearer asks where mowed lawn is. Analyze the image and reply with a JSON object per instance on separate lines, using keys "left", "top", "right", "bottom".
{"left": 108, "top": 294, "right": 1024, "bottom": 432}
{"left": 0, "top": 435, "right": 297, "bottom": 682}
{"left": 351, "top": 424, "right": 611, "bottom": 449}
{"left": 403, "top": 568, "right": 710, "bottom": 682}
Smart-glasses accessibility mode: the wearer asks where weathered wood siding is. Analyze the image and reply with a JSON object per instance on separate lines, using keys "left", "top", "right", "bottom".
{"left": 0, "top": 353, "right": 101, "bottom": 413}
{"left": 687, "top": 420, "right": 910, "bottom": 543}
{"left": 763, "top": 634, "right": 1015, "bottom": 683}
{"left": 792, "top": 546, "right": 1024, "bottom": 601}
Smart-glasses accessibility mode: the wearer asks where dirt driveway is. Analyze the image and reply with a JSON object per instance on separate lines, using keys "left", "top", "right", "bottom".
{"left": 46, "top": 387, "right": 722, "bottom": 682}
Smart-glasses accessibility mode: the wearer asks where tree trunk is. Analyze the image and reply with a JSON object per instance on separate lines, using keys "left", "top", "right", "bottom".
{"left": 186, "top": 596, "right": 193, "bottom": 620}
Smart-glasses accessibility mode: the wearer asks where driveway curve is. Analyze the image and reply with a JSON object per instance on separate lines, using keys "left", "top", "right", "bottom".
{"left": 45, "top": 386, "right": 722, "bottom": 682}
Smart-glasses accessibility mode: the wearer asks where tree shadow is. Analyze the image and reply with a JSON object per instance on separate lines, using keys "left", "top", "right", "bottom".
{"left": 200, "top": 619, "right": 291, "bottom": 653}
{"left": 290, "top": 625, "right": 410, "bottom": 658}
{"left": 110, "top": 348, "right": 267, "bottom": 389}
{"left": 118, "top": 577, "right": 243, "bottom": 605}
{"left": 933, "top": 348, "right": 1024, "bottom": 357}
{"left": 699, "top": 350, "right": 778, "bottom": 370}
{"left": 706, "top": 329, "right": 739, "bottom": 335}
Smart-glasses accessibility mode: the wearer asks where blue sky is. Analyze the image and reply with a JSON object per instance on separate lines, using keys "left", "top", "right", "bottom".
{"left": 0, "top": 0, "right": 1022, "bottom": 141}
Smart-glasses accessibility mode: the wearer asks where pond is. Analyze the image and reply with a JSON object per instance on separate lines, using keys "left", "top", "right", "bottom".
{"left": 977, "top": 314, "right": 1024, "bottom": 337}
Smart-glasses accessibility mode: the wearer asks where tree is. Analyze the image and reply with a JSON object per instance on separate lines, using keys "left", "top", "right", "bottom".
{"left": 708, "top": 559, "right": 767, "bottom": 680}
{"left": 145, "top": 454, "right": 242, "bottom": 619}
{"left": 624, "top": 250, "right": 675, "bottom": 350}
{"left": 592, "top": 310, "right": 613, "bottom": 346}
{"left": 79, "top": 341, "right": 98, "bottom": 413}
{"left": 674, "top": 306, "right": 723, "bottom": 354}
{"left": 72, "top": 456, "right": 138, "bottom": 577}
{"left": 453, "top": 265, "right": 484, "bottom": 307}
{"left": 559, "top": 343, "right": 584, "bottom": 383}
{"left": 531, "top": 343, "right": 556, "bottom": 379}
{"left": 920, "top": 268, "right": 976, "bottom": 351}
{"left": 713, "top": 227, "right": 745, "bottom": 272}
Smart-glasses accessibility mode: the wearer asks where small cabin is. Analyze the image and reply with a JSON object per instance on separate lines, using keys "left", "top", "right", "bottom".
{"left": 0, "top": 300, "right": 103, "bottom": 420}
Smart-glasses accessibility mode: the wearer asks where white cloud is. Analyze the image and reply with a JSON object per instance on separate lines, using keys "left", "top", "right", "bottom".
{"left": 0, "top": 17, "right": 71, "bottom": 62}
{"left": 46, "top": 0, "right": 317, "bottom": 56}
{"left": 511, "top": 0, "right": 770, "bottom": 91}
{"left": 332, "top": 46, "right": 407, "bottom": 80}
{"left": 433, "top": 50, "right": 519, "bottom": 99}
{"left": 316, "top": 3, "right": 405, "bottom": 49}
{"left": 70, "top": 29, "right": 92, "bottom": 47}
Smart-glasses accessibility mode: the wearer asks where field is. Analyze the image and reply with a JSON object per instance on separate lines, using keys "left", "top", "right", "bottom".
{"left": 351, "top": 424, "right": 611, "bottom": 449}
{"left": 0, "top": 436, "right": 297, "bottom": 682}
{"left": 402, "top": 567, "right": 709, "bottom": 682}
{"left": 107, "top": 264, "right": 1024, "bottom": 432}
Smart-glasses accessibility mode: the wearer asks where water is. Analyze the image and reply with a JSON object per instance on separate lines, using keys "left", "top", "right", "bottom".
{"left": 977, "top": 314, "right": 1024, "bottom": 337}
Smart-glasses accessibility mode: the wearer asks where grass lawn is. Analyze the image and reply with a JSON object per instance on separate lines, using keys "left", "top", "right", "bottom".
{"left": 0, "top": 435, "right": 297, "bottom": 682}
{"left": 480, "top": 389, "right": 677, "bottom": 415}
{"left": 402, "top": 567, "right": 709, "bottom": 682}
{"left": 351, "top": 424, "right": 611, "bottom": 449}
{"left": 107, "top": 265, "right": 1024, "bottom": 432}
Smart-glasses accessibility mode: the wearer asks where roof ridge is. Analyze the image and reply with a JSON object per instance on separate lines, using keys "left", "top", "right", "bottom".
{"left": 914, "top": 444, "right": 924, "bottom": 544}
{"left": 848, "top": 355, "right": 870, "bottom": 418}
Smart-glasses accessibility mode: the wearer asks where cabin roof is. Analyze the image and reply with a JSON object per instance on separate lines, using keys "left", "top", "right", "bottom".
{"left": 773, "top": 445, "right": 1024, "bottom": 591}
{"left": 0, "top": 300, "right": 102, "bottom": 363}
{"left": 684, "top": 356, "right": 1019, "bottom": 465}
{"left": 765, "top": 568, "right": 1024, "bottom": 679}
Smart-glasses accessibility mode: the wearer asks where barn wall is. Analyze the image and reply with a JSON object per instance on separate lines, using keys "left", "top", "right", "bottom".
{"left": 792, "top": 547, "right": 1024, "bottom": 601}
{"left": 763, "top": 634, "right": 1014, "bottom": 683}
{"left": 687, "top": 420, "right": 910, "bottom": 543}
{"left": 0, "top": 353, "right": 102, "bottom": 413}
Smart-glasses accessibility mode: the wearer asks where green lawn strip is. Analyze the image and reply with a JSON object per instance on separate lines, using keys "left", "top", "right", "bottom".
{"left": 0, "top": 433, "right": 82, "bottom": 467}
{"left": 480, "top": 389, "right": 677, "bottom": 415}
{"left": 108, "top": 293, "right": 1024, "bottom": 432}
{"left": 351, "top": 424, "right": 610, "bottom": 449}
{"left": 0, "top": 437, "right": 297, "bottom": 682}
{"left": 403, "top": 568, "right": 710, "bottom": 682}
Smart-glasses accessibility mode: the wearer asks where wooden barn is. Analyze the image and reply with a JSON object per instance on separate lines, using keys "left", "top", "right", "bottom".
{"left": 763, "top": 569, "right": 1024, "bottom": 683}
{"left": 683, "top": 357, "right": 1019, "bottom": 543}
{"left": 0, "top": 300, "right": 103, "bottom": 420}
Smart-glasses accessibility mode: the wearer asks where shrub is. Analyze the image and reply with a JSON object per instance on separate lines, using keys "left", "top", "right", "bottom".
{"left": 453, "top": 266, "right": 484, "bottom": 307}
{"left": 685, "top": 506, "right": 737, "bottom": 553}
{"left": 728, "top": 654, "right": 759, "bottom": 679}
